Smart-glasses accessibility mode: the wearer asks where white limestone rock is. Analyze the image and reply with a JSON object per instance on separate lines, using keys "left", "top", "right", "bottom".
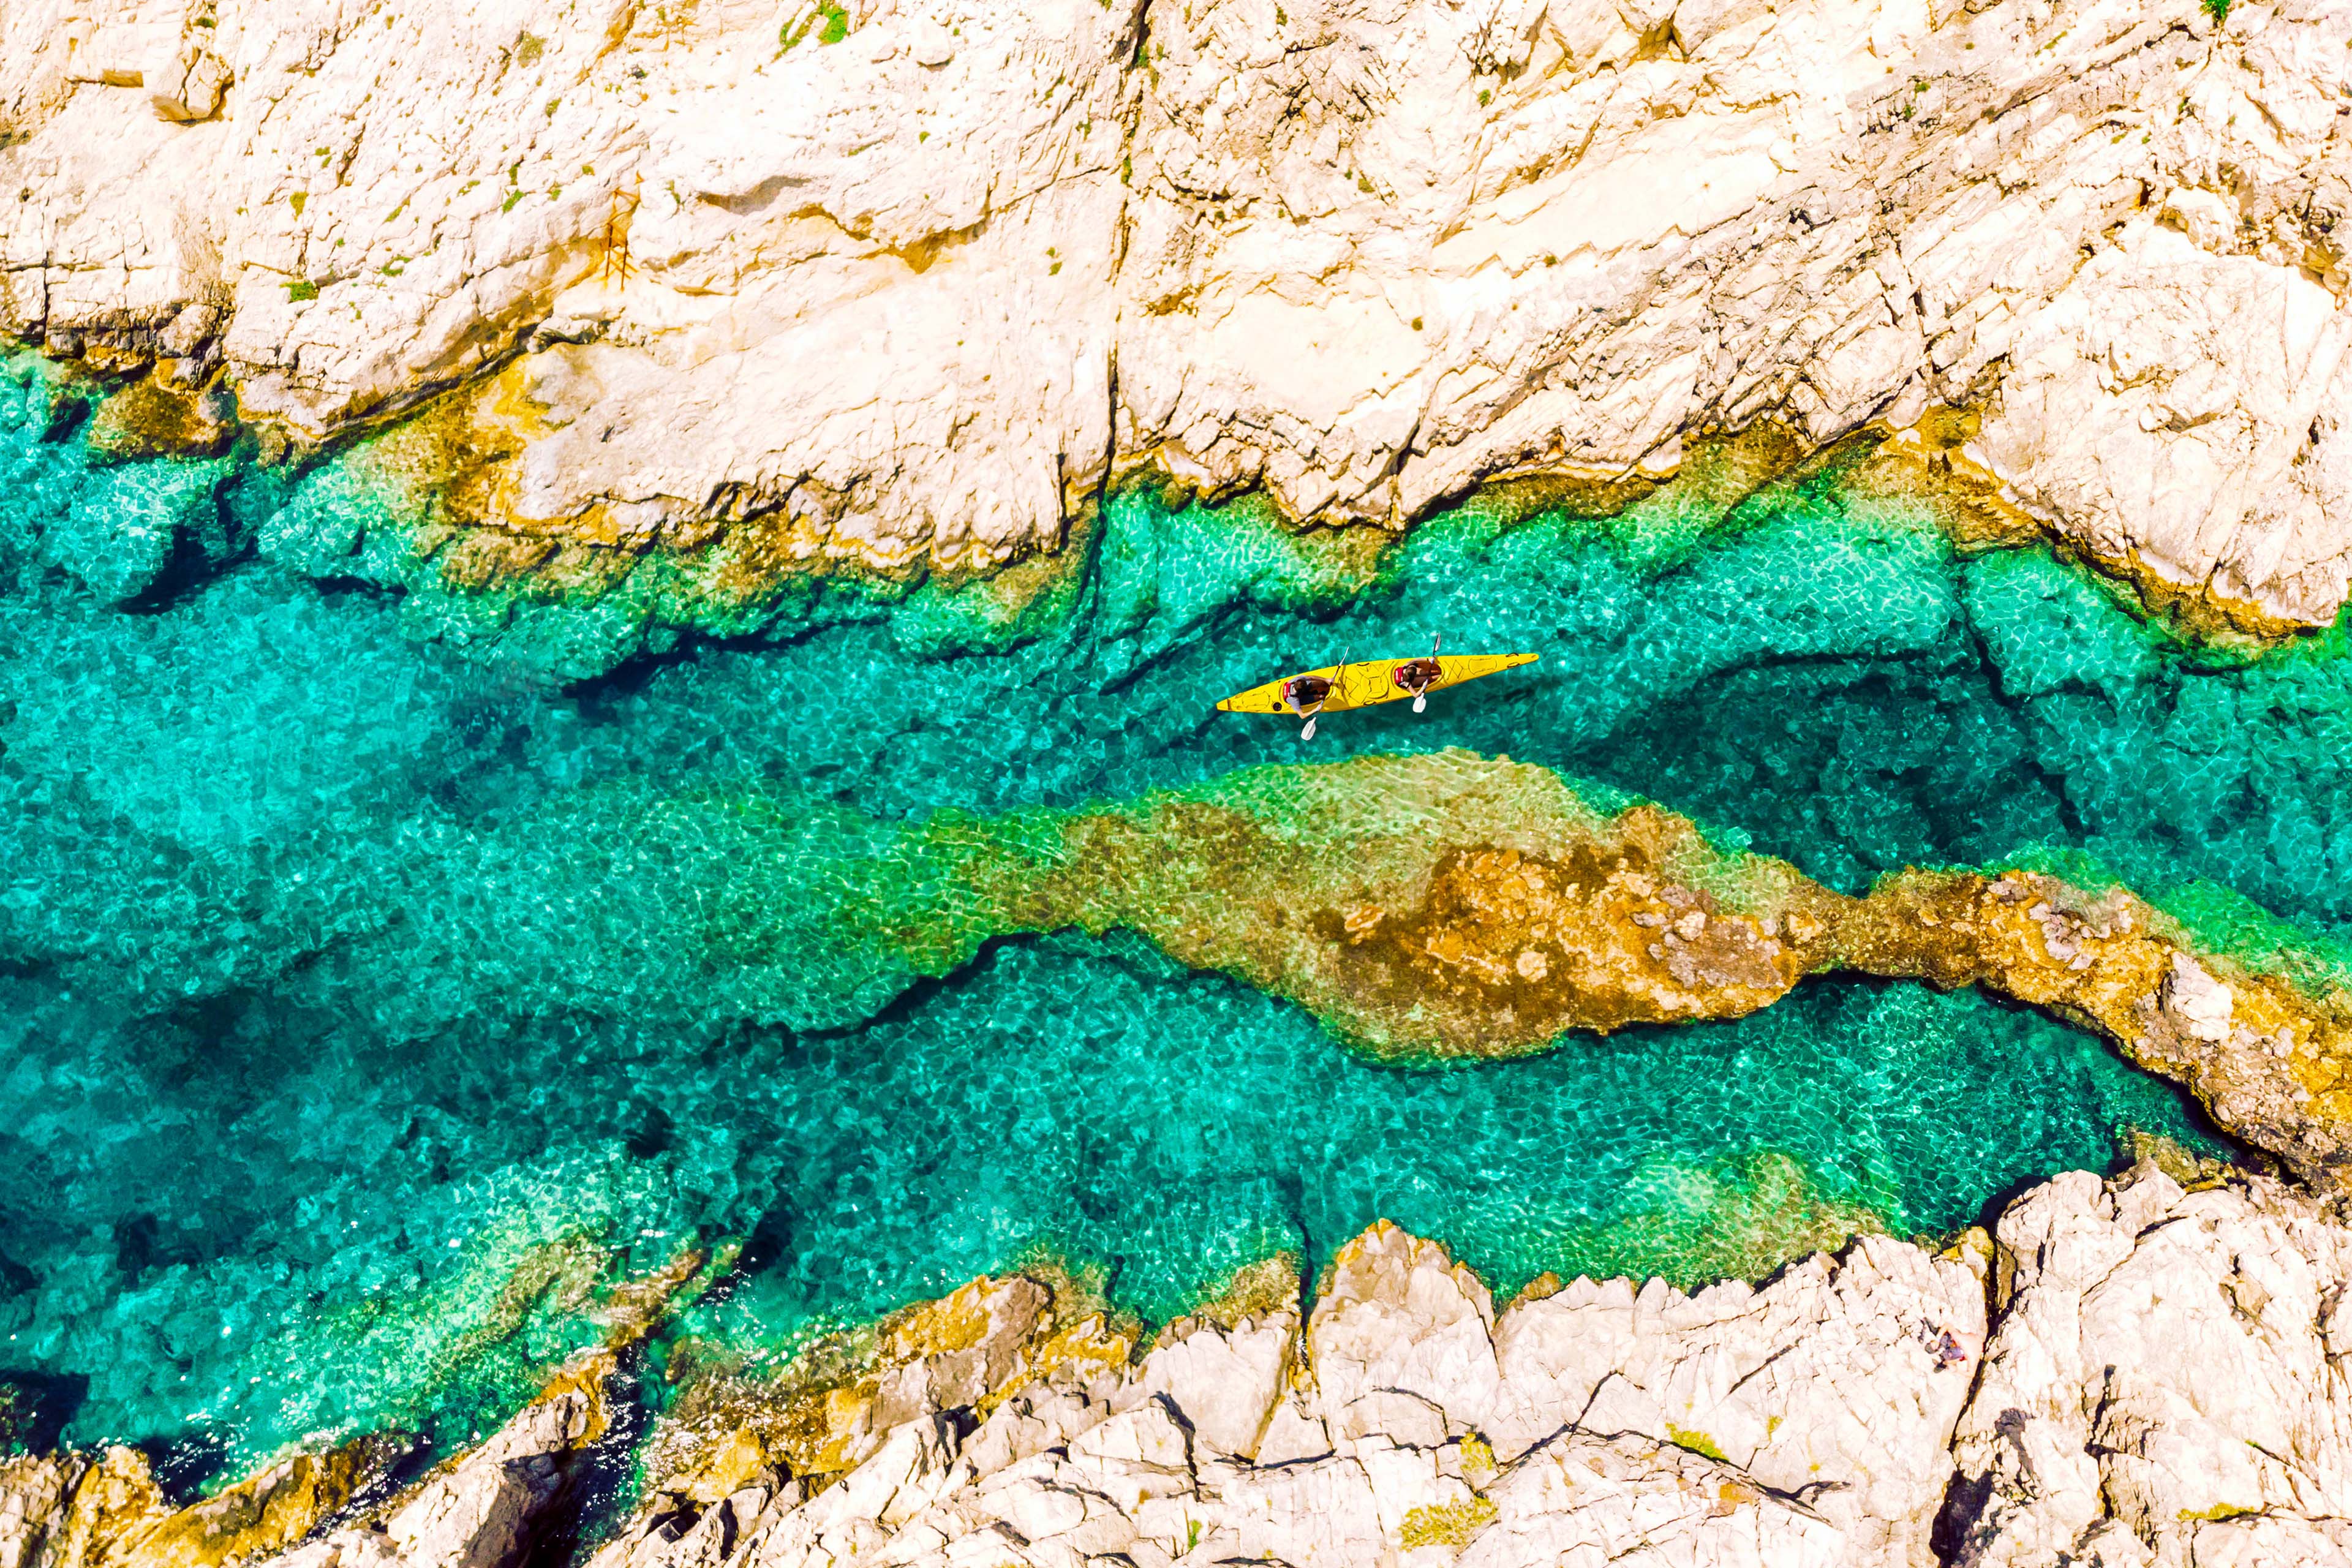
{"left": 254, "top": 1377, "right": 606, "bottom": 1568}
{"left": 386, "top": 1387, "right": 602, "bottom": 1568}
{"left": 0, "top": 1451, "right": 91, "bottom": 1568}
{"left": 1306, "top": 1220, "right": 1502, "bottom": 1442}
{"left": 4, "top": 0, "right": 2351, "bottom": 618}
{"left": 0, "top": 1168, "right": 2332, "bottom": 1568}
{"left": 1490, "top": 1234, "right": 1987, "bottom": 1566}
{"left": 868, "top": 1278, "right": 1054, "bottom": 1438}
{"left": 1462, "top": 1428, "right": 1851, "bottom": 1568}
{"left": 1965, "top": 221, "right": 2352, "bottom": 625}
{"left": 580, "top": 1214, "right": 1989, "bottom": 1568}
{"left": 573, "top": 1174, "right": 2352, "bottom": 1568}
{"left": 1941, "top": 1164, "right": 2352, "bottom": 1568}
{"left": 1116, "top": 1308, "right": 1293, "bottom": 1459}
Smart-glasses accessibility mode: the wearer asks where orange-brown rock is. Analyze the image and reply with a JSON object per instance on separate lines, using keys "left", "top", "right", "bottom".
{"left": 1011, "top": 760, "right": 1838, "bottom": 1060}
{"left": 0, "top": 1436, "right": 406, "bottom": 1568}
{"left": 1835, "top": 869, "right": 2352, "bottom": 1187}
{"left": 938, "top": 751, "right": 2352, "bottom": 1180}
{"left": 639, "top": 1269, "right": 1136, "bottom": 1506}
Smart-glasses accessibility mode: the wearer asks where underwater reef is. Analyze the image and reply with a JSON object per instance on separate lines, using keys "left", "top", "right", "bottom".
{"left": 622, "top": 745, "right": 2352, "bottom": 1190}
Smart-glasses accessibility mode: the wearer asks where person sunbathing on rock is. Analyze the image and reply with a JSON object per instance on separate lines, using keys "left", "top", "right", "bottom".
{"left": 1914, "top": 1319, "right": 1968, "bottom": 1368}
{"left": 1392, "top": 636, "right": 1444, "bottom": 712}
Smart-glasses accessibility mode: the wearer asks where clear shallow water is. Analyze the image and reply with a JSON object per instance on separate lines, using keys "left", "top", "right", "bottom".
{"left": 0, "top": 377, "right": 2322, "bottom": 1476}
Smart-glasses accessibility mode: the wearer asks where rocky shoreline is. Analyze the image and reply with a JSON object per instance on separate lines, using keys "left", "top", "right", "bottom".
{"left": 7, "top": 2, "right": 2352, "bottom": 1563}
{"left": 12, "top": 1163, "right": 2352, "bottom": 1568}
{"left": 5, "top": 0, "right": 2350, "bottom": 630}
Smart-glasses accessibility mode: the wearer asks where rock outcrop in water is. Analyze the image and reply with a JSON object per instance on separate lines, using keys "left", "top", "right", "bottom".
{"left": 0, "top": 1438, "right": 409, "bottom": 1568}
{"left": 1833, "top": 867, "right": 2352, "bottom": 1191}
{"left": 21, "top": 1165, "right": 2352, "bottom": 1568}
{"left": 262, "top": 1369, "right": 610, "bottom": 1568}
{"left": 4, "top": 0, "right": 2350, "bottom": 630}
{"left": 779, "top": 750, "right": 2352, "bottom": 1188}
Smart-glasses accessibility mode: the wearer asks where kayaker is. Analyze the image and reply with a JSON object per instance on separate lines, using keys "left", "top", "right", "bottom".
{"left": 1392, "top": 636, "right": 1443, "bottom": 712}
{"left": 1283, "top": 668, "right": 1338, "bottom": 739}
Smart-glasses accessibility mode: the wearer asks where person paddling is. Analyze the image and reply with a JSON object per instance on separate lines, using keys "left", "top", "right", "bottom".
{"left": 1283, "top": 657, "right": 1346, "bottom": 739}
{"left": 1392, "top": 635, "right": 1444, "bottom": 712}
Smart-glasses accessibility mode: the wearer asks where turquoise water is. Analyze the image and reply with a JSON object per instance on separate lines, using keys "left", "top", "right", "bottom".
{"left": 0, "top": 372, "right": 2320, "bottom": 1480}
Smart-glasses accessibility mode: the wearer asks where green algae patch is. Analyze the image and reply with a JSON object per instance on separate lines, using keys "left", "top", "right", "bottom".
{"left": 1508, "top": 1150, "right": 1892, "bottom": 1296}
{"left": 638, "top": 750, "right": 1824, "bottom": 1057}
{"left": 81, "top": 371, "right": 239, "bottom": 465}
{"left": 1093, "top": 484, "right": 1389, "bottom": 660}
{"left": 638, "top": 751, "right": 1809, "bottom": 1060}
{"left": 1409, "top": 423, "right": 1835, "bottom": 586}
{"left": 0, "top": 353, "right": 281, "bottom": 606}
{"left": 1022, "top": 752, "right": 1831, "bottom": 1058}
{"left": 889, "top": 518, "right": 1095, "bottom": 657}
{"left": 782, "top": 0, "right": 851, "bottom": 47}
{"left": 1665, "top": 1425, "right": 1730, "bottom": 1463}
{"left": 2152, "top": 881, "right": 2352, "bottom": 997}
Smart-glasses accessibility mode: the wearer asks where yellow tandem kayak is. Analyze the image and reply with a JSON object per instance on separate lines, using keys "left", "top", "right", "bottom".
{"left": 1215, "top": 652, "right": 1539, "bottom": 716}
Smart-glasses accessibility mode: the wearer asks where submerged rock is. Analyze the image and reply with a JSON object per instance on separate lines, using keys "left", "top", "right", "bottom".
{"left": 1831, "top": 867, "right": 2352, "bottom": 1189}
{"left": 792, "top": 748, "right": 2352, "bottom": 1185}
{"left": 1019, "top": 756, "right": 1844, "bottom": 1057}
